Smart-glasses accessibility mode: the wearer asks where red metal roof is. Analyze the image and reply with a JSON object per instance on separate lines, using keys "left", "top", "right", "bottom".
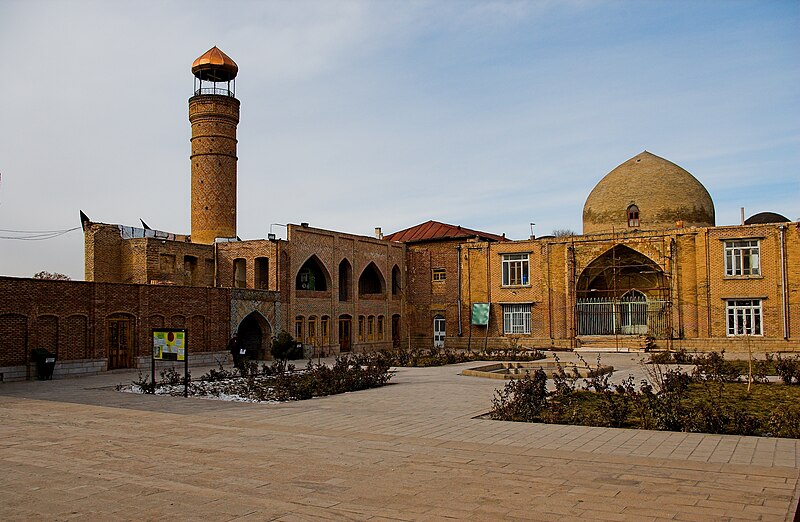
{"left": 385, "top": 220, "right": 507, "bottom": 243}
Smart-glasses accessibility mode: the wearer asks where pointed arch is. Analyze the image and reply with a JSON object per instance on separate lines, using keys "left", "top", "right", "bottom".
{"left": 338, "top": 258, "right": 352, "bottom": 301}
{"left": 391, "top": 264, "right": 401, "bottom": 297}
{"left": 296, "top": 254, "right": 331, "bottom": 291}
{"left": 576, "top": 244, "right": 664, "bottom": 299}
{"left": 237, "top": 310, "right": 272, "bottom": 359}
{"left": 358, "top": 262, "right": 385, "bottom": 297}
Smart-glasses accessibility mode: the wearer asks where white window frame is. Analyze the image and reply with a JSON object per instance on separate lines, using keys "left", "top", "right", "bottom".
{"left": 726, "top": 299, "right": 762, "bottom": 336}
{"left": 502, "top": 254, "right": 529, "bottom": 286}
{"left": 724, "top": 240, "right": 760, "bottom": 277}
{"left": 503, "top": 304, "right": 531, "bottom": 334}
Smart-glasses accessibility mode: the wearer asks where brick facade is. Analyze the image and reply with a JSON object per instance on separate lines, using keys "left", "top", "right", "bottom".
{"left": 404, "top": 222, "right": 799, "bottom": 353}
{"left": 189, "top": 94, "right": 240, "bottom": 245}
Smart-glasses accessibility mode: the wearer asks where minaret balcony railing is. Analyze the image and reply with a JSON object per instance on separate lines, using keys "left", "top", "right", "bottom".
{"left": 194, "top": 87, "right": 235, "bottom": 97}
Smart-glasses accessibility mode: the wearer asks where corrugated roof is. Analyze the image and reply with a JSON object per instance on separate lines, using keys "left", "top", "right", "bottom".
{"left": 385, "top": 220, "right": 507, "bottom": 243}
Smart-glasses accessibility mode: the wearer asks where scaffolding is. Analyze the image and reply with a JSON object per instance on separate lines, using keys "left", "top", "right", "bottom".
{"left": 570, "top": 230, "right": 674, "bottom": 349}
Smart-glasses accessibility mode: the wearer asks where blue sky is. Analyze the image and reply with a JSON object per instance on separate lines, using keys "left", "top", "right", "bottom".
{"left": 0, "top": 0, "right": 798, "bottom": 279}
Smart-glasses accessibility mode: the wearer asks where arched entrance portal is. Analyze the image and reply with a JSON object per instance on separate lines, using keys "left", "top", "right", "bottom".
{"left": 238, "top": 312, "right": 272, "bottom": 359}
{"left": 576, "top": 245, "right": 669, "bottom": 337}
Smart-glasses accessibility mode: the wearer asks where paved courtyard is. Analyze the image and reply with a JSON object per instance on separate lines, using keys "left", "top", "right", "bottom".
{"left": 1, "top": 352, "right": 798, "bottom": 521}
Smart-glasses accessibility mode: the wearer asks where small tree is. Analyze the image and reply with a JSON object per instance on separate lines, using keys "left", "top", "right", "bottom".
{"left": 270, "top": 331, "right": 303, "bottom": 361}
{"left": 552, "top": 229, "right": 576, "bottom": 237}
{"left": 33, "top": 271, "right": 71, "bottom": 280}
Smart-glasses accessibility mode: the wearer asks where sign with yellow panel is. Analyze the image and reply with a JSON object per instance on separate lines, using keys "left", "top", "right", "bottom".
{"left": 152, "top": 329, "right": 186, "bottom": 361}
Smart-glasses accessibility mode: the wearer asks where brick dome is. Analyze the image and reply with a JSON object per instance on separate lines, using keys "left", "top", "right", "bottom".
{"left": 582, "top": 151, "right": 715, "bottom": 234}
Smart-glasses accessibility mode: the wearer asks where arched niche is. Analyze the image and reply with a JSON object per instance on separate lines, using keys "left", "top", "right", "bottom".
{"left": 358, "top": 262, "right": 385, "bottom": 297}
{"left": 296, "top": 255, "right": 331, "bottom": 292}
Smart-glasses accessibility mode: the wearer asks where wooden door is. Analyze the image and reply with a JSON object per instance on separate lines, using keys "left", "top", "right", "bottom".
{"left": 338, "top": 317, "right": 351, "bottom": 353}
{"left": 108, "top": 316, "right": 133, "bottom": 369}
{"left": 392, "top": 314, "right": 401, "bottom": 348}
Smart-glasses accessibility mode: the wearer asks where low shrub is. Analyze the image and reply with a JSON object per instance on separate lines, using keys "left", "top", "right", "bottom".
{"left": 126, "top": 353, "right": 392, "bottom": 402}
{"left": 271, "top": 331, "right": 303, "bottom": 361}
{"left": 774, "top": 354, "right": 800, "bottom": 385}
{"left": 382, "top": 346, "right": 545, "bottom": 368}
{"left": 490, "top": 350, "right": 800, "bottom": 439}
{"left": 692, "top": 351, "right": 741, "bottom": 383}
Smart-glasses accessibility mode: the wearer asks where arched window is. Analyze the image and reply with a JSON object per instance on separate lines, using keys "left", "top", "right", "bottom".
{"left": 307, "top": 316, "right": 317, "bottom": 345}
{"left": 358, "top": 262, "right": 385, "bottom": 296}
{"left": 392, "top": 265, "right": 401, "bottom": 297}
{"left": 295, "top": 316, "right": 304, "bottom": 343}
{"left": 338, "top": 259, "right": 352, "bottom": 301}
{"left": 627, "top": 205, "right": 640, "bottom": 228}
{"left": 320, "top": 316, "right": 330, "bottom": 344}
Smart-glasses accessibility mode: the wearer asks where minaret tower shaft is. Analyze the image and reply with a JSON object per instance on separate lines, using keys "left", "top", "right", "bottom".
{"left": 189, "top": 46, "right": 240, "bottom": 244}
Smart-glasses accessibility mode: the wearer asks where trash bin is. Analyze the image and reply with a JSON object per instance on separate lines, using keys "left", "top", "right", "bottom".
{"left": 31, "top": 348, "right": 57, "bottom": 380}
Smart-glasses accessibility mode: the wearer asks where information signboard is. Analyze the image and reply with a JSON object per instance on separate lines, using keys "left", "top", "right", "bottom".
{"left": 151, "top": 328, "right": 189, "bottom": 397}
{"left": 152, "top": 329, "right": 186, "bottom": 361}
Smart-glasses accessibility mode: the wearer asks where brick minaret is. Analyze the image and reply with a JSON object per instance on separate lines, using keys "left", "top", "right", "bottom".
{"left": 189, "top": 46, "right": 240, "bottom": 244}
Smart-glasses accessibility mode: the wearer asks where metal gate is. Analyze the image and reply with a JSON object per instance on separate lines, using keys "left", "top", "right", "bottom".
{"left": 576, "top": 295, "right": 669, "bottom": 337}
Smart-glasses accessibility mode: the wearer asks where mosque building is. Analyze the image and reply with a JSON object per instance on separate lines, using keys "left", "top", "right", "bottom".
{"left": 0, "top": 47, "right": 797, "bottom": 379}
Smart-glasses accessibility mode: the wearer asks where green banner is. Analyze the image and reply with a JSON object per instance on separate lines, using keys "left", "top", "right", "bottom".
{"left": 471, "top": 303, "right": 490, "bottom": 326}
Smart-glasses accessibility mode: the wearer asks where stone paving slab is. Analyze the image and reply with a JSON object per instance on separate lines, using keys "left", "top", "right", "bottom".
{"left": 1, "top": 353, "right": 799, "bottom": 521}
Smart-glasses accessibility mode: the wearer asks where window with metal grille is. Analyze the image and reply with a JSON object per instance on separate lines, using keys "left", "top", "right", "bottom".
{"left": 503, "top": 304, "right": 531, "bottom": 334}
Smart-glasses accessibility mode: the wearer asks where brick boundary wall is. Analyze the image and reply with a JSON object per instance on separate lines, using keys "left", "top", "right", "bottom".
{"left": 0, "top": 277, "right": 280, "bottom": 381}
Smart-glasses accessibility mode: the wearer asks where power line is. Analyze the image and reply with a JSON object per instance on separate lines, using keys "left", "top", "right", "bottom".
{"left": 0, "top": 227, "right": 81, "bottom": 240}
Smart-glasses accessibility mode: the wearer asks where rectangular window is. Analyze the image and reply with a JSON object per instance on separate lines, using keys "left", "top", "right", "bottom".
{"left": 724, "top": 240, "right": 760, "bottom": 276}
{"left": 503, "top": 304, "right": 531, "bottom": 334}
{"left": 377, "top": 316, "right": 384, "bottom": 340}
{"left": 358, "top": 316, "right": 365, "bottom": 341}
{"left": 726, "top": 300, "right": 762, "bottom": 336}
{"left": 368, "top": 316, "right": 375, "bottom": 340}
{"left": 320, "top": 316, "right": 329, "bottom": 344}
{"left": 502, "top": 254, "right": 529, "bottom": 286}
{"left": 432, "top": 268, "right": 446, "bottom": 282}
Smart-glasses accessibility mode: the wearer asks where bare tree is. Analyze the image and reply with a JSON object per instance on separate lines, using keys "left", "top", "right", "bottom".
{"left": 33, "top": 271, "right": 71, "bottom": 280}
{"left": 552, "top": 229, "right": 576, "bottom": 237}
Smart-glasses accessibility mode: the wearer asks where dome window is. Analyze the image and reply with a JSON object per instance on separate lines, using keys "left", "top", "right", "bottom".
{"left": 627, "top": 205, "right": 640, "bottom": 228}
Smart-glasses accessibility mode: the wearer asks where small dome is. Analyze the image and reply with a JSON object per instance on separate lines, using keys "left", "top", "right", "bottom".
{"left": 192, "top": 46, "right": 238, "bottom": 82}
{"left": 583, "top": 151, "right": 715, "bottom": 234}
{"left": 744, "top": 212, "right": 790, "bottom": 225}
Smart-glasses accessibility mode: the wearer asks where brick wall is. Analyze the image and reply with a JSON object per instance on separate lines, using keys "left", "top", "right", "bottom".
{"left": 0, "top": 277, "right": 278, "bottom": 380}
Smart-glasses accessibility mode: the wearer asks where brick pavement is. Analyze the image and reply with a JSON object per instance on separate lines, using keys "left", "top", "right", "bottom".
{"left": 1, "top": 353, "right": 798, "bottom": 521}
